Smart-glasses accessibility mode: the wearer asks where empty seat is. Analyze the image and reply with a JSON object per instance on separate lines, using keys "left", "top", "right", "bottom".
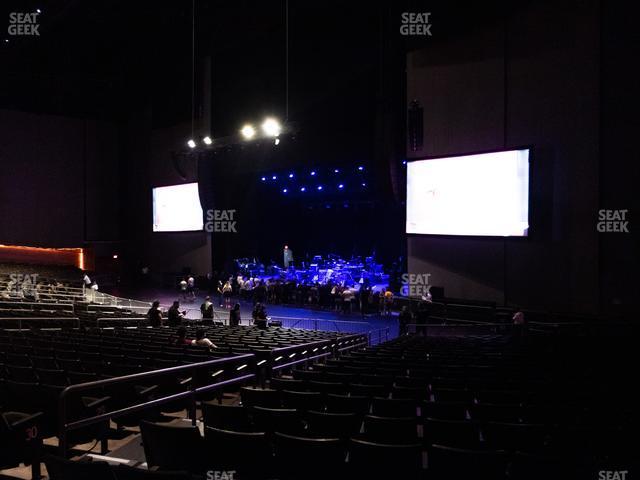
{"left": 240, "top": 386, "right": 281, "bottom": 408}
{"left": 428, "top": 444, "right": 507, "bottom": 480}
{"left": 201, "top": 402, "right": 251, "bottom": 432}
{"left": 348, "top": 438, "right": 423, "bottom": 479}
{"left": 325, "top": 394, "right": 370, "bottom": 416}
{"left": 1, "top": 410, "right": 43, "bottom": 480}
{"left": 139, "top": 421, "right": 206, "bottom": 474}
{"left": 424, "top": 418, "right": 480, "bottom": 448}
{"left": 273, "top": 432, "right": 345, "bottom": 479}
{"left": 204, "top": 427, "right": 271, "bottom": 478}
{"left": 36, "top": 369, "right": 68, "bottom": 386}
{"left": 281, "top": 390, "right": 323, "bottom": 412}
{"left": 270, "top": 377, "right": 306, "bottom": 392}
{"left": 251, "top": 406, "right": 304, "bottom": 435}
{"left": 361, "top": 415, "right": 419, "bottom": 444}
{"left": 422, "top": 401, "right": 469, "bottom": 420}
{"left": 481, "top": 421, "right": 550, "bottom": 453}
{"left": 306, "top": 410, "right": 360, "bottom": 439}
{"left": 371, "top": 397, "right": 418, "bottom": 417}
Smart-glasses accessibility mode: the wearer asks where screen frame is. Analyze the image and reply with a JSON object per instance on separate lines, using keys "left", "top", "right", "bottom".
{"left": 151, "top": 182, "right": 205, "bottom": 233}
{"left": 405, "top": 146, "right": 532, "bottom": 239}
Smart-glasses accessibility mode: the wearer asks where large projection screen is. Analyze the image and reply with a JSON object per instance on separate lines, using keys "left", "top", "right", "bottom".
{"left": 152, "top": 183, "right": 204, "bottom": 232}
{"left": 406, "top": 149, "right": 529, "bottom": 236}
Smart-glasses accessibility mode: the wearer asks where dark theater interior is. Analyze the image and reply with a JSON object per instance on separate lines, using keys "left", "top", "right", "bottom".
{"left": 0, "top": 1, "right": 637, "bottom": 479}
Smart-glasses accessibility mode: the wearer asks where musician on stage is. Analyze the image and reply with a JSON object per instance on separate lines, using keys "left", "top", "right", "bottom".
{"left": 283, "top": 245, "right": 294, "bottom": 269}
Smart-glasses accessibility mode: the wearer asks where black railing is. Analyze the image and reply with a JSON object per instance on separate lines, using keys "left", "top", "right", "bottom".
{"left": 56, "top": 332, "right": 371, "bottom": 459}
{"left": 57, "top": 353, "right": 256, "bottom": 458}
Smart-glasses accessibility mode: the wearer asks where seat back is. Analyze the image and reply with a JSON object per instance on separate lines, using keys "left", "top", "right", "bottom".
{"left": 139, "top": 421, "right": 205, "bottom": 473}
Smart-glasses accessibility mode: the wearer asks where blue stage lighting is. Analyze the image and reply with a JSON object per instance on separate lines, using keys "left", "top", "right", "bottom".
{"left": 338, "top": 184, "right": 344, "bottom": 189}
{"left": 317, "top": 185, "right": 323, "bottom": 191}
{"left": 361, "top": 182, "right": 366, "bottom": 187}
{"left": 282, "top": 188, "right": 288, "bottom": 193}
{"left": 402, "top": 160, "right": 407, "bottom": 165}
{"left": 261, "top": 177, "right": 266, "bottom": 181}
{"left": 300, "top": 187, "right": 306, "bottom": 192}
{"left": 358, "top": 166, "right": 364, "bottom": 171}
{"left": 310, "top": 171, "right": 316, "bottom": 176}
{"left": 334, "top": 168, "right": 339, "bottom": 173}
{"left": 289, "top": 173, "right": 294, "bottom": 178}
{"left": 272, "top": 175, "right": 277, "bottom": 180}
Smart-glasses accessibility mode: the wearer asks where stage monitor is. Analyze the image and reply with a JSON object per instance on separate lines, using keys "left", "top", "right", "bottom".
{"left": 406, "top": 149, "right": 529, "bottom": 236}
{"left": 152, "top": 183, "right": 204, "bottom": 232}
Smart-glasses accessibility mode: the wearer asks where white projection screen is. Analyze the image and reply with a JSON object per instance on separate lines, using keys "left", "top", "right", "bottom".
{"left": 152, "top": 183, "right": 204, "bottom": 232}
{"left": 406, "top": 149, "right": 530, "bottom": 236}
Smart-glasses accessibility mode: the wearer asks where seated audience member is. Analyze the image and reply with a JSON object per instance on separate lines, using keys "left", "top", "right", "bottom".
{"left": 173, "top": 326, "right": 192, "bottom": 346}
{"left": 147, "top": 300, "right": 163, "bottom": 327}
{"left": 168, "top": 301, "right": 186, "bottom": 326}
{"left": 252, "top": 302, "right": 268, "bottom": 329}
{"left": 512, "top": 310, "right": 527, "bottom": 338}
{"left": 230, "top": 303, "right": 241, "bottom": 327}
{"left": 200, "top": 296, "right": 214, "bottom": 321}
{"left": 192, "top": 329, "right": 217, "bottom": 349}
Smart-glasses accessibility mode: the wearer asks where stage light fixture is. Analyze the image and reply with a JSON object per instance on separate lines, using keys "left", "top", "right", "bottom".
{"left": 317, "top": 185, "right": 323, "bottom": 191}
{"left": 289, "top": 173, "right": 294, "bottom": 178}
{"left": 261, "top": 177, "right": 266, "bottom": 181}
{"left": 282, "top": 188, "right": 288, "bottom": 193}
{"left": 358, "top": 166, "right": 364, "bottom": 171}
{"left": 272, "top": 175, "right": 277, "bottom": 180}
{"left": 36, "top": 8, "right": 42, "bottom": 13}
{"left": 338, "top": 184, "right": 344, "bottom": 189}
{"left": 361, "top": 182, "right": 366, "bottom": 187}
{"left": 261, "top": 117, "right": 281, "bottom": 137}
{"left": 310, "top": 171, "right": 316, "bottom": 176}
{"left": 203, "top": 136, "right": 213, "bottom": 145}
{"left": 275, "top": 138, "right": 280, "bottom": 145}
{"left": 241, "top": 124, "right": 256, "bottom": 139}
{"left": 334, "top": 169, "right": 339, "bottom": 173}
{"left": 187, "top": 139, "right": 196, "bottom": 149}
{"left": 300, "top": 187, "right": 306, "bottom": 192}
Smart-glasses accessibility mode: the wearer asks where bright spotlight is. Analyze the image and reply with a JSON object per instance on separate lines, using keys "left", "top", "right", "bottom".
{"left": 338, "top": 184, "right": 344, "bottom": 189}
{"left": 272, "top": 175, "right": 277, "bottom": 180}
{"left": 361, "top": 182, "right": 366, "bottom": 187}
{"left": 261, "top": 177, "right": 266, "bottom": 181}
{"left": 358, "top": 166, "right": 364, "bottom": 171}
{"left": 334, "top": 169, "right": 339, "bottom": 173}
{"left": 310, "top": 171, "right": 316, "bottom": 176}
{"left": 289, "top": 173, "right": 294, "bottom": 178}
{"left": 203, "top": 136, "right": 213, "bottom": 145}
{"left": 241, "top": 124, "right": 256, "bottom": 139}
{"left": 274, "top": 138, "right": 280, "bottom": 145}
{"left": 300, "top": 187, "right": 306, "bottom": 192}
{"left": 187, "top": 139, "right": 196, "bottom": 149}
{"left": 261, "top": 117, "right": 281, "bottom": 137}
{"left": 317, "top": 185, "right": 323, "bottom": 191}
{"left": 36, "top": 8, "right": 42, "bottom": 13}
{"left": 282, "top": 188, "right": 288, "bottom": 193}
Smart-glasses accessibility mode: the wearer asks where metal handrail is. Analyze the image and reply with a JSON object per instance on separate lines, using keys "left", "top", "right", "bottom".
{"left": 57, "top": 353, "right": 256, "bottom": 457}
